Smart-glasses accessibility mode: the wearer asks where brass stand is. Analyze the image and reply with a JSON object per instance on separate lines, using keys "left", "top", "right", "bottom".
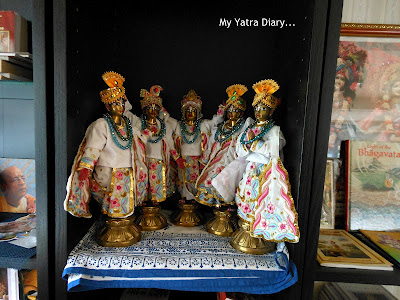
{"left": 230, "top": 219, "right": 275, "bottom": 255}
{"left": 135, "top": 206, "right": 167, "bottom": 231}
{"left": 97, "top": 215, "right": 141, "bottom": 247}
{"left": 172, "top": 202, "right": 202, "bottom": 227}
{"left": 205, "top": 207, "right": 236, "bottom": 237}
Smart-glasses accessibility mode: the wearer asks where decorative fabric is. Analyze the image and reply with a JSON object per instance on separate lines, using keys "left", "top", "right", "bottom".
{"left": 174, "top": 113, "right": 224, "bottom": 200}
{"left": 196, "top": 117, "right": 253, "bottom": 207}
{"left": 64, "top": 114, "right": 148, "bottom": 218}
{"left": 135, "top": 113, "right": 177, "bottom": 202}
{"left": 62, "top": 218, "right": 298, "bottom": 294}
{"left": 251, "top": 158, "right": 299, "bottom": 243}
{"left": 176, "top": 156, "right": 200, "bottom": 200}
{"left": 147, "top": 158, "right": 167, "bottom": 202}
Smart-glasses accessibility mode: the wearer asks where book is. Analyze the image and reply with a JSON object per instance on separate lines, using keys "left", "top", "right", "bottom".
{"left": 0, "top": 60, "right": 32, "bottom": 80}
{"left": 317, "top": 229, "right": 393, "bottom": 270}
{"left": 0, "top": 11, "right": 28, "bottom": 53}
{"left": 320, "top": 159, "right": 336, "bottom": 229}
{"left": 319, "top": 282, "right": 398, "bottom": 300}
{"left": 360, "top": 230, "right": 400, "bottom": 266}
{"left": 345, "top": 140, "right": 400, "bottom": 231}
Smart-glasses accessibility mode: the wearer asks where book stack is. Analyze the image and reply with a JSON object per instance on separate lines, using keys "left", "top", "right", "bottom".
{"left": 317, "top": 229, "right": 393, "bottom": 271}
{"left": 318, "top": 282, "right": 397, "bottom": 300}
{"left": 0, "top": 11, "right": 32, "bottom": 81}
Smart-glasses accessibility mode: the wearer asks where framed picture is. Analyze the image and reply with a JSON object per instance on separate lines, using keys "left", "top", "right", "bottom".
{"left": 327, "top": 23, "right": 400, "bottom": 159}
{"left": 345, "top": 140, "right": 400, "bottom": 231}
{"left": 0, "top": 158, "right": 35, "bottom": 213}
{"left": 320, "top": 282, "right": 398, "bottom": 300}
{"left": 320, "top": 159, "right": 336, "bottom": 229}
{"left": 317, "top": 229, "right": 393, "bottom": 270}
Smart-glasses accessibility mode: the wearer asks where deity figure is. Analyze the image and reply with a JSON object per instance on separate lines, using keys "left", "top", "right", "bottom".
{"left": 64, "top": 71, "right": 149, "bottom": 246}
{"left": 195, "top": 84, "right": 253, "bottom": 236}
{"left": 171, "top": 89, "right": 225, "bottom": 226}
{"left": 133, "top": 85, "right": 178, "bottom": 230}
{"left": 213, "top": 79, "right": 300, "bottom": 254}
{"left": 359, "top": 63, "right": 400, "bottom": 142}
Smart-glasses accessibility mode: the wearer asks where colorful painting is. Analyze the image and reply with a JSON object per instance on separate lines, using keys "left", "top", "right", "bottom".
{"left": 328, "top": 27, "right": 400, "bottom": 158}
{"left": 361, "top": 230, "right": 400, "bottom": 264}
{"left": 317, "top": 229, "right": 393, "bottom": 270}
{"left": 346, "top": 140, "right": 400, "bottom": 231}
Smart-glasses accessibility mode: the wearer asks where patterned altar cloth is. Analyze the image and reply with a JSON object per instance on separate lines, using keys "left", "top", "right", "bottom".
{"left": 62, "top": 219, "right": 298, "bottom": 294}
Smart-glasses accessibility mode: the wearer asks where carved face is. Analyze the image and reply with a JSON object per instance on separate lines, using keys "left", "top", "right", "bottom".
{"left": 254, "top": 103, "right": 271, "bottom": 123}
{"left": 184, "top": 106, "right": 198, "bottom": 123}
{"left": 144, "top": 103, "right": 161, "bottom": 119}
{"left": 227, "top": 105, "right": 243, "bottom": 122}
{"left": 107, "top": 100, "right": 125, "bottom": 117}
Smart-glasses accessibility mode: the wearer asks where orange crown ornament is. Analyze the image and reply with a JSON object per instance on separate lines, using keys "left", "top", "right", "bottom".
{"left": 102, "top": 71, "right": 125, "bottom": 88}
{"left": 252, "top": 79, "right": 280, "bottom": 109}
{"left": 140, "top": 85, "right": 163, "bottom": 109}
{"left": 226, "top": 84, "right": 248, "bottom": 111}
{"left": 99, "top": 71, "right": 126, "bottom": 104}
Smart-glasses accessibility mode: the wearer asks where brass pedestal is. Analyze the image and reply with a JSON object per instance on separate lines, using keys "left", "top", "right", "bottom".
{"left": 97, "top": 215, "right": 141, "bottom": 247}
{"left": 230, "top": 219, "right": 275, "bottom": 255}
{"left": 205, "top": 208, "right": 236, "bottom": 237}
{"left": 135, "top": 206, "right": 167, "bottom": 231}
{"left": 172, "top": 202, "right": 202, "bottom": 227}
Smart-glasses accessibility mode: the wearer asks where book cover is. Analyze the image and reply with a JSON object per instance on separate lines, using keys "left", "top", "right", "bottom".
{"left": 360, "top": 230, "right": 400, "bottom": 265}
{"left": 346, "top": 140, "right": 400, "bottom": 231}
{"left": 317, "top": 229, "right": 393, "bottom": 271}
{"left": 0, "top": 11, "right": 28, "bottom": 53}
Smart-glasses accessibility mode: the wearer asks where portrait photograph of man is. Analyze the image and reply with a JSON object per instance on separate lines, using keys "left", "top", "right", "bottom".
{"left": 0, "top": 159, "right": 36, "bottom": 213}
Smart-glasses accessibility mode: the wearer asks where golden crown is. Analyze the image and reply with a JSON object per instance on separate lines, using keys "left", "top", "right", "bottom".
{"left": 181, "top": 89, "right": 202, "bottom": 111}
{"left": 252, "top": 79, "right": 280, "bottom": 108}
{"left": 226, "top": 84, "right": 248, "bottom": 111}
{"left": 99, "top": 71, "right": 126, "bottom": 104}
{"left": 102, "top": 71, "right": 125, "bottom": 88}
{"left": 140, "top": 85, "right": 163, "bottom": 109}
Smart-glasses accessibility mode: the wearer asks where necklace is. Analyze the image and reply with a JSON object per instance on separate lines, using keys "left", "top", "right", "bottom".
{"left": 214, "top": 118, "right": 245, "bottom": 143}
{"left": 180, "top": 119, "right": 201, "bottom": 144}
{"left": 142, "top": 116, "right": 166, "bottom": 143}
{"left": 240, "top": 119, "right": 275, "bottom": 145}
{"left": 103, "top": 113, "right": 133, "bottom": 150}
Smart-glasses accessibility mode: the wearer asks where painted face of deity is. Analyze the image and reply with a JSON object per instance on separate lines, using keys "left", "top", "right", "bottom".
{"left": 184, "top": 106, "right": 198, "bottom": 123}
{"left": 254, "top": 103, "right": 271, "bottom": 123}
{"left": 145, "top": 103, "right": 161, "bottom": 120}
{"left": 107, "top": 99, "right": 125, "bottom": 118}
{"left": 391, "top": 80, "right": 400, "bottom": 98}
{"left": 227, "top": 105, "right": 243, "bottom": 123}
{"left": 334, "top": 74, "right": 346, "bottom": 91}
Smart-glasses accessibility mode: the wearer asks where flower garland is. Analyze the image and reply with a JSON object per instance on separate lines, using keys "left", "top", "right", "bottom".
{"left": 214, "top": 118, "right": 245, "bottom": 143}
{"left": 180, "top": 119, "right": 202, "bottom": 144}
{"left": 141, "top": 116, "right": 166, "bottom": 144}
{"left": 103, "top": 113, "right": 133, "bottom": 150}
{"left": 240, "top": 119, "right": 275, "bottom": 145}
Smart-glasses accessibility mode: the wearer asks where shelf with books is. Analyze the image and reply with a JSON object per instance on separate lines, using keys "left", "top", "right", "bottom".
{"left": 314, "top": 263, "right": 400, "bottom": 286}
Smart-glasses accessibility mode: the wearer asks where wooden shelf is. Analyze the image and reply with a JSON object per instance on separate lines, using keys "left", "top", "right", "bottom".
{"left": 314, "top": 262, "right": 400, "bottom": 286}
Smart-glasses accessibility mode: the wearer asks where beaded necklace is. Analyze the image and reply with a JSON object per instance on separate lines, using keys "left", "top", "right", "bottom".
{"left": 214, "top": 118, "right": 245, "bottom": 143}
{"left": 240, "top": 119, "right": 275, "bottom": 145}
{"left": 141, "top": 116, "right": 166, "bottom": 144}
{"left": 180, "top": 119, "right": 202, "bottom": 144}
{"left": 103, "top": 113, "right": 133, "bottom": 150}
